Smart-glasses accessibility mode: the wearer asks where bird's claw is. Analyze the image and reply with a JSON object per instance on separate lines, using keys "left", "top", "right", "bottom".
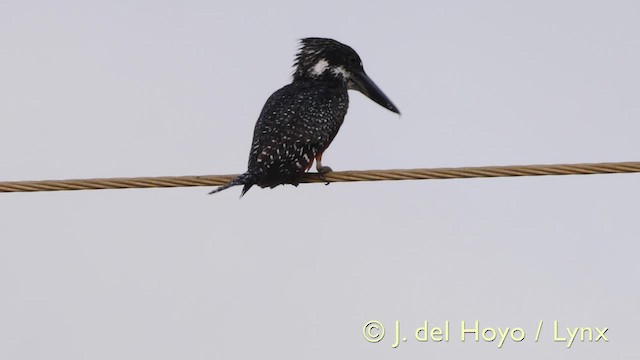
{"left": 316, "top": 166, "right": 332, "bottom": 185}
{"left": 317, "top": 165, "right": 333, "bottom": 174}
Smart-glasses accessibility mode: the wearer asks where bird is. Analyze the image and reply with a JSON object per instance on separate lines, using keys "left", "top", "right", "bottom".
{"left": 209, "top": 37, "right": 400, "bottom": 196}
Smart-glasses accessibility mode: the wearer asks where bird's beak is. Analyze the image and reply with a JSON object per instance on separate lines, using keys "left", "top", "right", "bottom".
{"left": 351, "top": 71, "right": 400, "bottom": 114}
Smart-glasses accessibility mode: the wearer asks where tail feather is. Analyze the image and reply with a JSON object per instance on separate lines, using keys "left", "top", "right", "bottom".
{"left": 207, "top": 181, "right": 238, "bottom": 195}
{"left": 208, "top": 172, "right": 259, "bottom": 196}
{"left": 240, "top": 183, "right": 254, "bottom": 197}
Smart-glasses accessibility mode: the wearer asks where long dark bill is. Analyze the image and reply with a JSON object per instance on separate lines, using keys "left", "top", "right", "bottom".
{"left": 351, "top": 71, "right": 400, "bottom": 114}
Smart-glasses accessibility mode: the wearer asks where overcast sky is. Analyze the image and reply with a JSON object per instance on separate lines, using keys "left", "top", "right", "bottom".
{"left": 1, "top": 1, "right": 639, "bottom": 359}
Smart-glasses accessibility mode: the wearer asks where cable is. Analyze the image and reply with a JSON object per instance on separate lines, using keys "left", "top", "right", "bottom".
{"left": 1, "top": 161, "right": 638, "bottom": 193}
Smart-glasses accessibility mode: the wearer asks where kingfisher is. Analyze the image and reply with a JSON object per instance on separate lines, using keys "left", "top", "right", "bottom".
{"left": 209, "top": 37, "right": 400, "bottom": 196}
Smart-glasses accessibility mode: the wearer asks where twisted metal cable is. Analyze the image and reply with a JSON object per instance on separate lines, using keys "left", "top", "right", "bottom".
{"left": 1, "top": 161, "right": 638, "bottom": 193}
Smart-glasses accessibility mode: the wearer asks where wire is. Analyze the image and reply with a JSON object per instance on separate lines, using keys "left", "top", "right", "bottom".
{"left": 1, "top": 161, "right": 638, "bottom": 193}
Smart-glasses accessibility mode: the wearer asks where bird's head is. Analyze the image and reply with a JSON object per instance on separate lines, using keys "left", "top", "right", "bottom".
{"left": 293, "top": 37, "right": 400, "bottom": 114}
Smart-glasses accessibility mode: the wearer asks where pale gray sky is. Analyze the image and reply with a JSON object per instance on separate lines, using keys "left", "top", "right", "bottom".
{"left": 1, "top": 1, "right": 639, "bottom": 359}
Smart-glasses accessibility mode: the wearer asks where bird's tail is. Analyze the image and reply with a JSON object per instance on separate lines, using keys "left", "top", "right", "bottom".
{"left": 208, "top": 171, "right": 259, "bottom": 197}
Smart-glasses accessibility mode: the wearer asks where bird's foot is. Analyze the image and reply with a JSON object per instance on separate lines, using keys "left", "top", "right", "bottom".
{"left": 317, "top": 166, "right": 333, "bottom": 174}
{"left": 316, "top": 166, "right": 332, "bottom": 185}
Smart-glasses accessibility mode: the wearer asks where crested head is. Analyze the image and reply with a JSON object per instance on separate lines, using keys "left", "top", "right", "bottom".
{"left": 291, "top": 37, "right": 400, "bottom": 114}
{"left": 293, "top": 38, "right": 364, "bottom": 83}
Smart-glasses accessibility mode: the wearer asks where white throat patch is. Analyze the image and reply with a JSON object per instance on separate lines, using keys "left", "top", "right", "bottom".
{"left": 331, "top": 65, "right": 350, "bottom": 79}
{"left": 310, "top": 59, "right": 329, "bottom": 76}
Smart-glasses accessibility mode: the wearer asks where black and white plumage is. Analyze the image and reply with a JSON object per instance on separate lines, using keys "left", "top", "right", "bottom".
{"left": 210, "top": 38, "right": 399, "bottom": 196}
